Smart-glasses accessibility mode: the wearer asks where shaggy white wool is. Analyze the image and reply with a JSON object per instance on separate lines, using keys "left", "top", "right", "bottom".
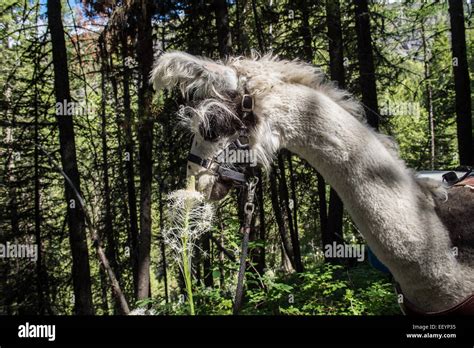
{"left": 150, "top": 51, "right": 238, "bottom": 100}
{"left": 228, "top": 52, "right": 365, "bottom": 120}
{"left": 150, "top": 51, "right": 474, "bottom": 312}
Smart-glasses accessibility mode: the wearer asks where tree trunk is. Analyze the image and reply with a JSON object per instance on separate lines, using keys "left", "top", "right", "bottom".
{"left": 235, "top": 0, "right": 243, "bottom": 54}
{"left": 251, "top": 0, "right": 265, "bottom": 52}
{"left": 136, "top": 0, "right": 155, "bottom": 300}
{"left": 187, "top": 0, "right": 202, "bottom": 55}
{"left": 281, "top": 245, "right": 294, "bottom": 273}
{"left": 325, "top": 0, "right": 346, "bottom": 261}
{"left": 269, "top": 167, "right": 295, "bottom": 271}
{"left": 47, "top": 0, "right": 94, "bottom": 315}
{"left": 326, "top": 0, "right": 345, "bottom": 89}
{"left": 120, "top": 33, "right": 140, "bottom": 296}
{"left": 99, "top": 267, "right": 110, "bottom": 314}
{"left": 33, "top": 47, "right": 47, "bottom": 315}
{"left": 317, "top": 173, "right": 328, "bottom": 247}
{"left": 5, "top": 127, "right": 21, "bottom": 311}
{"left": 99, "top": 39, "right": 121, "bottom": 310}
{"left": 109, "top": 49, "right": 135, "bottom": 302}
{"left": 354, "top": 0, "right": 379, "bottom": 129}
{"left": 298, "top": 0, "right": 313, "bottom": 62}
{"left": 277, "top": 152, "right": 303, "bottom": 272}
{"left": 214, "top": 0, "right": 232, "bottom": 57}
{"left": 448, "top": 0, "right": 473, "bottom": 166}
{"left": 158, "top": 183, "right": 169, "bottom": 302}
{"left": 421, "top": 22, "right": 436, "bottom": 170}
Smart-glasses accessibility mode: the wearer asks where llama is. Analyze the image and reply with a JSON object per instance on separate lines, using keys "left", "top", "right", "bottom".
{"left": 150, "top": 51, "right": 474, "bottom": 314}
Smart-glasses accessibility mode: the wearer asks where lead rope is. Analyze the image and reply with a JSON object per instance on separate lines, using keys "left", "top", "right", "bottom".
{"left": 233, "top": 177, "right": 258, "bottom": 315}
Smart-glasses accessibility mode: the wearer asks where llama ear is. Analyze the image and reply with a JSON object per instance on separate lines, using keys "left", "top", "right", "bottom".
{"left": 150, "top": 51, "right": 238, "bottom": 99}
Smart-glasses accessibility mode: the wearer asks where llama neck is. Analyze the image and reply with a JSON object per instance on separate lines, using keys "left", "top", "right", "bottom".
{"left": 266, "top": 87, "right": 468, "bottom": 311}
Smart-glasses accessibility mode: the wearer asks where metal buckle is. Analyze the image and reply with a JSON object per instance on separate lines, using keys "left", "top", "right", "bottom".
{"left": 241, "top": 94, "right": 253, "bottom": 112}
{"left": 244, "top": 202, "right": 255, "bottom": 215}
{"left": 207, "top": 160, "right": 220, "bottom": 174}
{"left": 243, "top": 177, "right": 258, "bottom": 225}
{"left": 246, "top": 177, "right": 258, "bottom": 201}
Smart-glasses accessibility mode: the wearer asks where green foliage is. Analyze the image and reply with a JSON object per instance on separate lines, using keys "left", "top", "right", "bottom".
{"left": 146, "top": 263, "right": 399, "bottom": 316}
{"left": 243, "top": 264, "right": 399, "bottom": 315}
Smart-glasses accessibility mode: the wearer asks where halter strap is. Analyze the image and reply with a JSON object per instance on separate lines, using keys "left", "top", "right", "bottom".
{"left": 187, "top": 152, "right": 247, "bottom": 184}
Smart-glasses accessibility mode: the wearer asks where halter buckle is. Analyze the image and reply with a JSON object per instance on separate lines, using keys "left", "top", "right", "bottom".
{"left": 241, "top": 94, "right": 254, "bottom": 112}
{"left": 207, "top": 160, "right": 220, "bottom": 174}
{"left": 244, "top": 202, "right": 255, "bottom": 215}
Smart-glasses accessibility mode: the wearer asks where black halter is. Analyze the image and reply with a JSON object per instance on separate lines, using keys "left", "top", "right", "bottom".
{"left": 187, "top": 94, "right": 255, "bottom": 185}
{"left": 187, "top": 150, "right": 247, "bottom": 184}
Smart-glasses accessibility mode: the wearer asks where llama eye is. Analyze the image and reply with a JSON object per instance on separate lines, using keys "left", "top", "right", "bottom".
{"left": 198, "top": 123, "right": 219, "bottom": 142}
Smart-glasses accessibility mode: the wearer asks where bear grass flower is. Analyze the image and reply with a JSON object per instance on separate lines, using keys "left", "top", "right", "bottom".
{"left": 163, "top": 176, "right": 214, "bottom": 315}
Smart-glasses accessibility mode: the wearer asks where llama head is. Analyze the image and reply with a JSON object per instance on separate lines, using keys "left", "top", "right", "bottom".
{"left": 152, "top": 51, "right": 352, "bottom": 200}
{"left": 150, "top": 51, "right": 268, "bottom": 200}
{"left": 151, "top": 51, "right": 367, "bottom": 201}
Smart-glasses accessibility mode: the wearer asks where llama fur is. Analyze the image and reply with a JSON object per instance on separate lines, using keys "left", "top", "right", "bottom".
{"left": 150, "top": 51, "right": 474, "bottom": 312}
